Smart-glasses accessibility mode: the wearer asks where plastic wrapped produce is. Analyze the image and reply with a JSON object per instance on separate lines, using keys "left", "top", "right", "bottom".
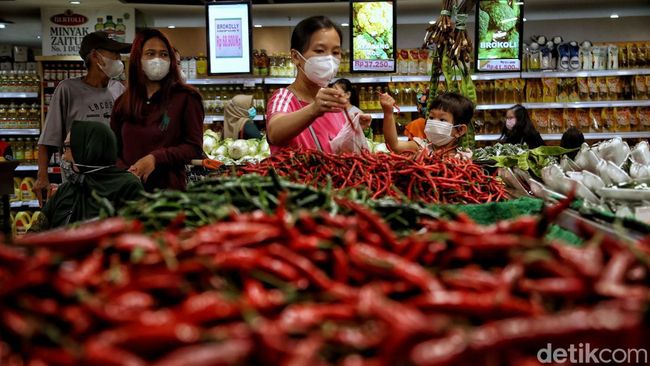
{"left": 631, "top": 141, "right": 650, "bottom": 165}
{"left": 574, "top": 143, "right": 601, "bottom": 174}
{"left": 593, "top": 137, "right": 630, "bottom": 167}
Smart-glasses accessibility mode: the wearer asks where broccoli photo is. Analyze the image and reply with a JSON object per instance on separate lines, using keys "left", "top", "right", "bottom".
{"left": 484, "top": 1, "right": 517, "bottom": 32}
{"left": 479, "top": 9, "right": 490, "bottom": 35}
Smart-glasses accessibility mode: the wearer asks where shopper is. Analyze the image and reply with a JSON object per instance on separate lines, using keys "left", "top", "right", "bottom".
{"left": 499, "top": 104, "right": 545, "bottom": 149}
{"left": 34, "top": 31, "right": 131, "bottom": 205}
{"left": 33, "top": 121, "right": 143, "bottom": 230}
{"left": 224, "top": 95, "right": 262, "bottom": 140}
{"left": 331, "top": 78, "right": 362, "bottom": 119}
{"left": 382, "top": 92, "right": 474, "bottom": 156}
{"left": 266, "top": 16, "right": 371, "bottom": 154}
{"left": 560, "top": 126, "right": 585, "bottom": 159}
{"left": 111, "top": 28, "right": 204, "bottom": 192}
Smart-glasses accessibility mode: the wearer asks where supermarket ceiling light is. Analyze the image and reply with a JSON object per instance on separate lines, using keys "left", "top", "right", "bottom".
{"left": 523, "top": 18, "right": 527, "bottom": 22}
{"left": 341, "top": 23, "right": 349, "bottom": 27}
{"left": 0, "top": 24, "right": 5, "bottom": 29}
{"left": 428, "top": 20, "right": 435, "bottom": 24}
{"left": 610, "top": 14, "right": 619, "bottom": 19}
{"left": 168, "top": 25, "right": 176, "bottom": 29}
{"left": 70, "top": 1, "right": 81, "bottom": 4}
{"left": 254, "top": 24, "right": 262, "bottom": 28}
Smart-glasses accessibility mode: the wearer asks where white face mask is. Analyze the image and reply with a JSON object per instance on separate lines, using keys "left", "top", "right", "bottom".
{"left": 142, "top": 58, "right": 170, "bottom": 81}
{"left": 296, "top": 52, "right": 340, "bottom": 88}
{"left": 98, "top": 53, "right": 124, "bottom": 79}
{"left": 506, "top": 118, "right": 517, "bottom": 130}
{"left": 425, "top": 119, "right": 455, "bottom": 147}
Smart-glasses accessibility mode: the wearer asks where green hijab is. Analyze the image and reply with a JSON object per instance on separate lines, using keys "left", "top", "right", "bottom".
{"left": 41, "top": 121, "right": 143, "bottom": 229}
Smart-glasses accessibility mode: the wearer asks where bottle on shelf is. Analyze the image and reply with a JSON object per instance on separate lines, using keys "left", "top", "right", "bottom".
{"left": 214, "top": 87, "right": 223, "bottom": 114}
{"left": 24, "top": 139, "right": 33, "bottom": 163}
{"left": 104, "top": 16, "right": 116, "bottom": 36}
{"left": 14, "top": 138, "right": 24, "bottom": 161}
{"left": 115, "top": 18, "right": 126, "bottom": 42}
{"left": 196, "top": 52, "right": 207, "bottom": 77}
{"left": 252, "top": 50, "right": 260, "bottom": 76}
{"left": 188, "top": 56, "right": 197, "bottom": 80}
{"left": 359, "top": 87, "right": 369, "bottom": 111}
{"left": 260, "top": 50, "right": 270, "bottom": 76}
{"left": 95, "top": 17, "right": 104, "bottom": 32}
{"left": 254, "top": 86, "right": 265, "bottom": 114}
{"left": 7, "top": 103, "right": 17, "bottom": 129}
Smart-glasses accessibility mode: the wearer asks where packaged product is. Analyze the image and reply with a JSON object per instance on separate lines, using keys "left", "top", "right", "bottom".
{"left": 567, "top": 78, "right": 580, "bottom": 102}
{"left": 563, "top": 109, "right": 578, "bottom": 129}
{"left": 397, "top": 49, "right": 409, "bottom": 75}
{"left": 615, "top": 107, "right": 631, "bottom": 132}
{"left": 597, "top": 77, "right": 608, "bottom": 101}
{"left": 549, "top": 109, "right": 564, "bottom": 134}
{"left": 408, "top": 49, "right": 419, "bottom": 75}
{"left": 505, "top": 80, "right": 516, "bottom": 104}
{"left": 20, "top": 177, "right": 35, "bottom": 201}
{"left": 515, "top": 79, "right": 525, "bottom": 104}
{"left": 532, "top": 110, "right": 550, "bottom": 133}
{"left": 587, "top": 77, "right": 599, "bottom": 101}
{"left": 606, "top": 77, "right": 619, "bottom": 100}
{"left": 607, "top": 45, "right": 619, "bottom": 69}
{"left": 576, "top": 108, "right": 590, "bottom": 131}
{"left": 495, "top": 79, "right": 506, "bottom": 104}
{"left": 13, "top": 211, "right": 31, "bottom": 237}
{"left": 601, "top": 108, "right": 617, "bottom": 132}
{"left": 10, "top": 177, "right": 21, "bottom": 202}
{"left": 619, "top": 44, "right": 628, "bottom": 68}
{"left": 628, "top": 107, "right": 639, "bottom": 131}
{"left": 542, "top": 78, "right": 557, "bottom": 103}
{"left": 638, "top": 108, "right": 650, "bottom": 130}
{"left": 418, "top": 49, "right": 430, "bottom": 75}
{"left": 589, "top": 108, "right": 602, "bottom": 132}
{"left": 556, "top": 79, "right": 569, "bottom": 103}
{"left": 577, "top": 77, "right": 589, "bottom": 101}
{"left": 634, "top": 75, "right": 647, "bottom": 100}
{"left": 628, "top": 43, "right": 637, "bottom": 68}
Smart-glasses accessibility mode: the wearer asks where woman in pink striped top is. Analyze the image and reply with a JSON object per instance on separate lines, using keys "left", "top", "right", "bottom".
{"left": 266, "top": 16, "right": 371, "bottom": 155}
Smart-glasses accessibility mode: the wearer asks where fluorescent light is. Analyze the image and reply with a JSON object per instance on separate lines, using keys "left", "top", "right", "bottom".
{"left": 254, "top": 24, "right": 262, "bottom": 28}
{"left": 514, "top": 1, "right": 524, "bottom": 4}
{"left": 167, "top": 25, "right": 176, "bottom": 29}
{"left": 610, "top": 14, "right": 619, "bottom": 19}
{"left": 428, "top": 20, "right": 435, "bottom": 25}
{"left": 523, "top": 17, "right": 527, "bottom": 22}
{"left": 341, "top": 23, "right": 349, "bottom": 27}
{"left": 37, "top": 35, "right": 41, "bottom": 39}
{"left": 0, "top": 24, "right": 5, "bottom": 29}
{"left": 70, "top": 1, "right": 81, "bottom": 4}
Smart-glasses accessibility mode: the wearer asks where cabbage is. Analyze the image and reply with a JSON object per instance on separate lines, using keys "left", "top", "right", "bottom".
{"left": 228, "top": 140, "right": 249, "bottom": 160}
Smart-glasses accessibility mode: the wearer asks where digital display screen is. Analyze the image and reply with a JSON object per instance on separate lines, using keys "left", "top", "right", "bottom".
{"left": 206, "top": 1, "right": 252, "bottom": 74}
{"left": 350, "top": 0, "right": 396, "bottom": 72}
{"left": 475, "top": 0, "right": 524, "bottom": 72}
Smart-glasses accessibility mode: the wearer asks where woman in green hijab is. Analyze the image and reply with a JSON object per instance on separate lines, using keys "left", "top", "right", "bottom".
{"left": 37, "top": 121, "right": 143, "bottom": 230}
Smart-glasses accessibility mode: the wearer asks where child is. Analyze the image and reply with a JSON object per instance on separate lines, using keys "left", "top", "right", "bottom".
{"left": 381, "top": 92, "right": 475, "bottom": 155}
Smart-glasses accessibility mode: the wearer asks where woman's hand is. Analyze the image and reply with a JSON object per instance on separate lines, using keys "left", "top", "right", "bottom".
{"left": 358, "top": 113, "right": 372, "bottom": 129}
{"left": 128, "top": 154, "right": 156, "bottom": 182}
{"left": 379, "top": 93, "right": 396, "bottom": 112}
{"left": 309, "top": 87, "right": 348, "bottom": 117}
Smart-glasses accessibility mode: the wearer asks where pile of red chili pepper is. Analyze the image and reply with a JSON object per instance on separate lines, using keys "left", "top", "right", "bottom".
{"left": 1, "top": 197, "right": 648, "bottom": 365}
{"left": 239, "top": 149, "right": 507, "bottom": 204}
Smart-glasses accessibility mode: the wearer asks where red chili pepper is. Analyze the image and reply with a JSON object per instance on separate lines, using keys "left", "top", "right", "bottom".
{"left": 113, "top": 233, "right": 159, "bottom": 253}
{"left": 409, "top": 291, "right": 544, "bottom": 318}
{"left": 83, "top": 340, "right": 147, "bottom": 366}
{"left": 277, "top": 303, "right": 356, "bottom": 333}
{"left": 151, "top": 340, "right": 252, "bottom": 366}
{"left": 441, "top": 267, "right": 501, "bottom": 292}
{"left": 332, "top": 246, "right": 349, "bottom": 283}
{"left": 1, "top": 309, "right": 35, "bottom": 338}
{"left": 550, "top": 242, "right": 603, "bottom": 279}
{"left": 348, "top": 243, "right": 443, "bottom": 292}
{"left": 16, "top": 217, "right": 129, "bottom": 253}
{"left": 518, "top": 278, "right": 588, "bottom": 298}
{"left": 267, "top": 244, "right": 334, "bottom": 290}
{"left": 30, "top": 347, "right": 78, "bottom": 366}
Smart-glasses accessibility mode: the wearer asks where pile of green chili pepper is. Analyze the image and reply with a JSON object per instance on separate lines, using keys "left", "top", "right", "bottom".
{"left": 238, "top": 149, "right": 507, "bottom": 204}
{"left": 1, "top": 194, "right": 648, "bottom": 365}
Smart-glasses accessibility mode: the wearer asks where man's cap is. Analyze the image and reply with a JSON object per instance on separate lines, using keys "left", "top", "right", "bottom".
{"left": 79, "top": 31, "right": 132, "bottom": 60}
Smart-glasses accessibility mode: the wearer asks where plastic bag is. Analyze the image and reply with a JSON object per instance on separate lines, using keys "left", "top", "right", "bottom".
{"left": 331, "top": 113, "right": 369, "bottom": 154}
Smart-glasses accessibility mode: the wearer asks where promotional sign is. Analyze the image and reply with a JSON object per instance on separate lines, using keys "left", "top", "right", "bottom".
{"left": 475, "top": 1, "right": 524, "bottom": 72}
{"left": 41, "top": 7, "right": 135, "bottom": 56}
{"left": 205, "top": 1, "right": 252, "bottom": 75}
{"left": 350, "top": 0, "right": 396, "bottom": 73}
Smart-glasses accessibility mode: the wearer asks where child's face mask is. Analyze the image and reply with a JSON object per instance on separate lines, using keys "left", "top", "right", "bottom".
{"left": 425, "top": 119, "right": 456, "bottom": 147}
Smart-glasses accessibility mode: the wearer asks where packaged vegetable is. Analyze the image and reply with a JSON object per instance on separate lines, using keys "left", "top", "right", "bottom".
{"left": 574, "top": 143, "right": 601, "bottom": 174}
{"left": 631, "top": 141, "right": 650, "bottom": 165}
{"left": 593, "top": 137, "right": 630, "bottom": 167}
{"left": 597, "top": 160, "right": 631, "bottom": 185}
{"left": 630, "top": 163, "right": 650, "bottom": 180}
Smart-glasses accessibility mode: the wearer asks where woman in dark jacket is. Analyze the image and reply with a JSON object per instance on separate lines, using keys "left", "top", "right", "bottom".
{"left": 499, "top": 104, "right": 545, "bottom": 149}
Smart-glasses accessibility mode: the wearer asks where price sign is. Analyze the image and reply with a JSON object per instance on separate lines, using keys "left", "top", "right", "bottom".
{"left": 350, "top": 0, "right": 396, "bottom": 73}
{"left": 475, "top": 0, "right": 524, "bottom": 72}
{"left": 353, "top": 59, "right": 395, "bottom": 72}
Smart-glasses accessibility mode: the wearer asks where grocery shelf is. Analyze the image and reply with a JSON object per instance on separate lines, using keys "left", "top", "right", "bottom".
{"left": 522, "top": 68, "right": 650, "bottom": 79}
{"left": 390, "top": 75, "right": 431, "bottom": 82}
{"left": 10, "top": 200, "right": 39, "bottom": 209}
{"left": 264, "top": 77, "right": 296, "bottom": 85}
{"left": 0, "top": 129, "right": 40, "bottom": 136}
{"left": 476, "top": 132, "right": 650, "bottom": 141}
{"left": 204, "top": 115, "right": 264, "bottom": 124}
{"left": 472, "top": 72, "right": 521, "bottom": 80}
{"left": 188, "top": 77, "right": 263, "bottom": 86}
{"left": 0, "top": 92, "right": 39, "bottom": 99}
{"left": 14, "top": 164, "right": 38, "bottom": 172}
{"left": 476, "top": 100, "right": 650, "bottom": 110}
{"left": 396, "top": 106, "right": 418, "bottom": 113}
{"left": 347, "top": 76, "right": 391, "bottom": 84}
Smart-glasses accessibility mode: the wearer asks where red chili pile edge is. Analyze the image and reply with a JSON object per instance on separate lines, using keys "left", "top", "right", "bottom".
{"left": 239, "top": 149, "right": 507, "bottom": 204}
{"left": 0, "top": 198, "right": 649, "bottom": 366}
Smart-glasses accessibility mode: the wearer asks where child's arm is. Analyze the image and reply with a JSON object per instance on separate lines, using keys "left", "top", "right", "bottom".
{"left": 380, "top": 93, "right": 420, "bottom": 153}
